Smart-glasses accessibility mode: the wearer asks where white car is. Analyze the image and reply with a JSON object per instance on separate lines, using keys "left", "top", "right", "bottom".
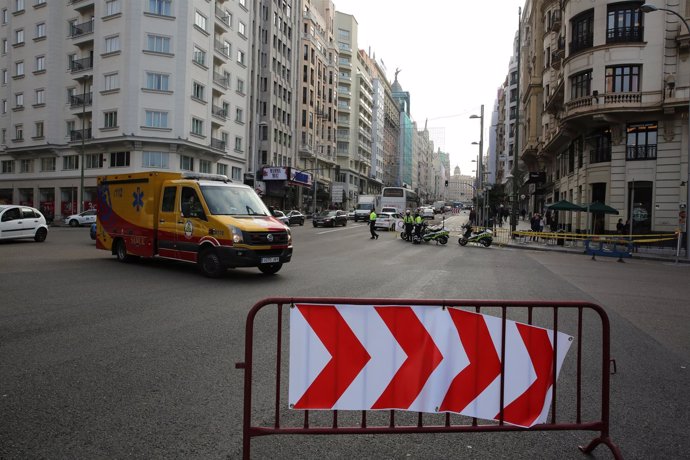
{"left": 375, "top": 212, "right": 402, "bottom": 231}
{"left": 421, "top": 207, "right": 435, "bottom": 219}
{"left": 64, "top": 209, "right": 97, "bottom": 227}
{"left": 0, "top": 205, "right": 49, "bottom": 242}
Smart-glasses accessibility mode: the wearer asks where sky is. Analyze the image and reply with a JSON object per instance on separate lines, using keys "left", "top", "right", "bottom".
{"left": 336, "top": 0, "right": 525, "bottom": 177}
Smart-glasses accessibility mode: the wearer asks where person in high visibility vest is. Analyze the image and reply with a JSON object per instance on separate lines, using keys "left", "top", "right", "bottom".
{"left": 403, "top": 209, "right": 414, "bottom": 241}
{"left": 414, "top": 210, "right": 423, "bottom": 238}
{"left": 369, "top": 210, "right": 379, "bottom": 239}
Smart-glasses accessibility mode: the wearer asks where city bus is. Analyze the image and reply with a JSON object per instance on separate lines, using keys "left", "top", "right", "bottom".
{"left": 380, "top": 187, "right": 418, "bottom": 213}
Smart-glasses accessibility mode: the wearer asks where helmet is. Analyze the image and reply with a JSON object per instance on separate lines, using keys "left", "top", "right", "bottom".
{"left": 406, "top": 209, "right": 411, "bottom": 214}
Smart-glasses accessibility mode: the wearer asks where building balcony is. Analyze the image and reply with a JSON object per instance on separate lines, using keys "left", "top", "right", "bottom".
{"left": 211, "top": 138, "right": 226, "bottom": 151}
{"left": 299, "top": 143, "right": 315, "bottom": 159}
{"left": 606, "top": 26, "right": 644, "bottom": 44}
{"left": 213, "top": 72, "right": 229, "bottom": 89}
{"left": 70, "top": 92, "right": 93, "bottom": 109}
{"left": 212, "top": 104, "right": 227, "bottom": 120}
{"left": 564, "top": 91, "right": 663, "bottom": 121}
{"left": 69, "top": 20, "right": 94, "bottom": 42}
{"left": 626, "top": 145, "right": 657, "bottom": 161}
{"left": 214, "top": 40, "right": 230, "bottom": 59}
{"left": 70, "top": 56, "right": 93, "bottom": 73}
{"left": 215, "top": 7, "right": 230, "bottom": 30}
{"left": 70, "top": 128, "right": 92, "bottom": 141}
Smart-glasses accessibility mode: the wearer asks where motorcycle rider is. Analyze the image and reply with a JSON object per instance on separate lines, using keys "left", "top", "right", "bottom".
{"left": 403, "top": 209, "right": 414, "bottom": 241}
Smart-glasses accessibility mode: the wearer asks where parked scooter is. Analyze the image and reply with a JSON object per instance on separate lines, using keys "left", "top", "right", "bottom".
{"left": 412, "top": 221, "right": 449, "bottom": 245}
{"left": 458, "top": 222, "right": 493, "bottom": 247}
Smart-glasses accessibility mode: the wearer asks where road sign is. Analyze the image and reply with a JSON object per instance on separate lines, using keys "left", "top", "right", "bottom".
{"left": 289, "top": 304, "right": 572, "bottom": 428}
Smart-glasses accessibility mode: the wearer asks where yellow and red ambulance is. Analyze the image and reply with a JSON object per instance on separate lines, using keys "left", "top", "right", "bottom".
{"left": 96, "top": 171, "right": 292, "bottom": 277}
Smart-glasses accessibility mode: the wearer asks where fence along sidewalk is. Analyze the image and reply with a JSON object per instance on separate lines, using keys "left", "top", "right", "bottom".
{"left": 236, "top": 297, "right": 622, "bottom": 460}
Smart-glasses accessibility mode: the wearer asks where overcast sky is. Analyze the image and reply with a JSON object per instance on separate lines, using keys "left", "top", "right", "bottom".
{"left": 336, "top": 0, "right": 525, "bottom": 177}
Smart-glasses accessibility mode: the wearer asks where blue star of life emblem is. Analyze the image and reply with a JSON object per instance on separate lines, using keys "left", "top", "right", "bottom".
{"left": 132, "top": 187, "right": 144, "bottom": 211}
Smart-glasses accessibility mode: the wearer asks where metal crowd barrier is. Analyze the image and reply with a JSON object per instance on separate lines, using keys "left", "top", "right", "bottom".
{"left": 235, "top": 297, "right": 622, "bottom": 459}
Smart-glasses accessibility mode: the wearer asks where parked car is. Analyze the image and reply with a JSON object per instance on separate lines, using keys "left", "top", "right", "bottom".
{"left": 64, "top": 209, "right": 97, "bottom": 227}
{"left": 0, "top": 205, "right": 49, "bottom": 242}
{"left": 272, "top": 210, "right": 290, "bottom": 226}
{"left": 286, "top": 210, "right": 305, "bottom": 226}
{"left": 375, "top": 212, "right": 402, "bottom": 231}
{"left": 421, "top": 207, "right": 435, "bottom": 219}
{"left": 347, "top": 210, "right": 356, "bottom": 220}
{"left": 313, "top": 210, "right": 348, "bottom": 227}
{"left": 90, "top": 223, "right": 97, "bottom": 240}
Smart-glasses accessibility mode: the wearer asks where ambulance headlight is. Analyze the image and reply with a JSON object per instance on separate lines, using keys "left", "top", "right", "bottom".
{"left": 286, "top": 228, "right": 292, "bottom": 244}
{"left": 230, "top": 226, "right": 243, "bottom": 244}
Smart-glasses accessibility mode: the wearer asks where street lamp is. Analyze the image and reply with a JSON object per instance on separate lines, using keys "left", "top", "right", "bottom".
{"left": 640, "top": 3, "right": 690, "bottom": 259}
{"left": 470, "top": 105, "right": 484, "bottom": 227}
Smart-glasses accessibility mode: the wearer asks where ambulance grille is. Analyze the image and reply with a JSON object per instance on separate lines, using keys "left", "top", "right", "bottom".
{"left": 244, "top": 231, "right": 289, "bottom": 245}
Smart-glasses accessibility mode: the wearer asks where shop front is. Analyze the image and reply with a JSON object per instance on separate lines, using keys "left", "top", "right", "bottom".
{"left": 260, "top": 167, "right": 313, "bottom": 211}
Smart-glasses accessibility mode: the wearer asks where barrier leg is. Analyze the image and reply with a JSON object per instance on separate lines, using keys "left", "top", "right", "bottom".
{"left": 579, "top": 435, "right": 624, "bottom": 460}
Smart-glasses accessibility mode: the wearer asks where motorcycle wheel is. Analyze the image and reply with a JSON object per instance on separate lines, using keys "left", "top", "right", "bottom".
{"left": 438, "top": 236, "right": 448, "bottom": 245}
{"left": 481, "top": 239, "right": 492, "bottom": 247}
{"left": 400, "top": 231, "right": 407, "bottom": 240}
{"left": 458, "top": 237, "right": 468, "bottom": 246}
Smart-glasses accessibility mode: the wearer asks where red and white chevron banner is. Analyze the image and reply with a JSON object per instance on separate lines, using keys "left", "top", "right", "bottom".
{"left": 289, "top": 304, "right": 572, "bottom": 428}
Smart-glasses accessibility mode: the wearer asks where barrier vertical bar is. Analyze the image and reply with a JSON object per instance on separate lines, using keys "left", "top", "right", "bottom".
{"left": 274, "top": 303, "right": 283, "bottom": 429}
{"left": 551, "top": 306, "right": 559, "bottom": 423}
{"left": 498, "top": 306, "right": 507, "bottom": 425}
{"left": 576, "top": 307, "right": 583, "bottom": 424}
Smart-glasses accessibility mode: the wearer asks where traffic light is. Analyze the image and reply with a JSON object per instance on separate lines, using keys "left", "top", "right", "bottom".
{"left": 444, "top": 180, "right": 449, "bottom": 187}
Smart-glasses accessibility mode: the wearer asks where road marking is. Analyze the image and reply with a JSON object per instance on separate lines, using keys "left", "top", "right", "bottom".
{"left": 316, "top": 224, "right": 365, "bottom": 234}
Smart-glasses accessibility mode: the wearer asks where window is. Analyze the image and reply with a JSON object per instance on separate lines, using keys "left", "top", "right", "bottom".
{"left": 14, "top": 124, "right": 23, "bottom": 141}
{"left": 626, "top": 122, "right": 657, "bottom": 161}
{"left": 35, "top": 121, "right": 43, "bottom": 138}
{"left": 2, "top": 69, "right": 7, "bottom": 83}
{"left": 193, "top": 46, "right": 206, "bottom": 66}
{"left": 237, "top": 50, "right": 246, "bottom": 66}
{"left": 146, "top": 72, "right": 169, "bottom": 91}
{"left": 35, "top": 88, "right": 44, "bottom": 105}
{"left": 216, "top": 163, "right": 228, "bottom": 176}
{"left": 570, "top": 10, "right": 594, "bottom": 54}
{"left": 231, "top": 166, "right": 242, "bottom": 181}
{"left": 607, "top": 2, "right": 643, "bottom": 43}
{"left": 14, "top": 29, "right": 24, "bottom": 45}
{"left": 35, "top": 55, "right": 45, "bottom": 72}
{"left": 570, "top": 70, "right": 591, "bottom": 99}
{"left": 15, "top": 92, "right": 23, "bottom": 108}
{"left": 239, "top": 21, "right": 246, "bottom": 36}
{"left": 110, "top": 151, "right": 130, "bottom": 167}
{"left": 191, "top": 117, "right": 204, "bottom": 135}
{"left": 15, "top": 61, "right": 24, "bottom": 77}
{"left": 236, "top": 78, "right": 245, "bottom": 94}
{"left": 192, "top": 82, "right": 205, "bottom": 101}
{"left": 15, "top": 0, "right": 25, "bottom": 12}
{"left": 85, "top": 153, "right": 103, "bottom": 169}
{"left": 605, "top": 65, "right": 640, "bottom": 93}
{"left": 194, "top": 11, "right": 207, "bottom": 31}
{"left": 239, "top": 0, "right": 246, "bottom": 8}
{"left": 235, "top": 107, "right": 244, "bottom": 123}
{"left": 145, "top": 110, "right": 168, "bottom": 128}
{"left": 146, "top": 34, "right": 171, "bottom": 53}
{"left": 148, "top": 0, "right": 172, "bottom": 16}
{"left": 104, "top": 35, "right": 120, "bottom": 53}
{"left": 1, "top": 9, "right": 7, "bottom": 25}
{"left": 2, "top": 160, "right": 14, "bottom": 173}
{"left": 63, "top": 155, "right": 79, "bottom": 170}
{"left": 590, "top": 128, "right": 612, "bottom": 164}
{"left": 3, "top": 39, "right": 8, "bottom": 54}
{"left": 142, "top": 151, "right": 169, "bottom": 169}
{"left": 105, "top": 0, "right": 121, "bottom": 16}
{"left": 180, "top": 155, "right": 194, "bottom": 171}
{"left": 1, "top": 100, "right": 6, "bottom": 114}
{"left": 104, "top": 73, "right": 119, "bottom": 91}
{"left": 199, "top": 159, "right": 211, "bottom": 173}
{"left": 234, "top": 136, "right": 243, "bottom": 152}
{"left": 104, "top": 110, "right": 117, "bottom": 128}
{"left": 35, "top": 22, "right": 46, "bottom": 39}
{"left": 41, "top": 157, "right": 55, "bottom": 172}
{"left": 20, "top": 159, "right": 32, "bottom": 173}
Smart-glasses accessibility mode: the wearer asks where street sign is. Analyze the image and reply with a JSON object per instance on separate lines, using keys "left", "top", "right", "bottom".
{"left": 289, "top": 304, "right": 572, "bottom": 428}
{"left": 331, "top": 184, "right": 344, "bottom": 203}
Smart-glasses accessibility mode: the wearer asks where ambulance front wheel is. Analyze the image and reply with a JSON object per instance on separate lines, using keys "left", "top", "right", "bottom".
{"left": 199, "top": 248, "right": 225, "bottom": 278}
{"left": 258, "top": 263, "right": 282, "bottom": 275}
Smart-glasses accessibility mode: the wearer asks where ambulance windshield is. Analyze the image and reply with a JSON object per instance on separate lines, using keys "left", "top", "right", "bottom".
{"left": 201, "top": 185, "right": 271, "bottom": 216}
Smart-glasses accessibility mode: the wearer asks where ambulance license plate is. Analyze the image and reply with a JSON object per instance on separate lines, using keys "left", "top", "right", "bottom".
{"left": 261, "top": 257, "right": 280, "bottom": 264}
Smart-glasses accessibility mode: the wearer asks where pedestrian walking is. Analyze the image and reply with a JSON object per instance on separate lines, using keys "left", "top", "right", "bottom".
{"left": 369, "top": 209, "right": 379, "bottom": 240}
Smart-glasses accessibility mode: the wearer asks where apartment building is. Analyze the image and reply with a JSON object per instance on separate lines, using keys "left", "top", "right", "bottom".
{"left": 247, "top": 0, "right": 299, "bottom": 209}
{"left": 391, "top": 73, "right": 413, "bottom": 188}
{"left": 0, "top": 0, "right": 250, "bottom": 220}
{"left": 333, "top": 12, "right": 373, "bottom": 210}
{"left": 517, "top": 0, "right": 686, "bottom": 234}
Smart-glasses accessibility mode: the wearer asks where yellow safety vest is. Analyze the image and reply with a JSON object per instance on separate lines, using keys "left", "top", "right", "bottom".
{"left": 369, "top": 211, "right": 377, "bottom": 221}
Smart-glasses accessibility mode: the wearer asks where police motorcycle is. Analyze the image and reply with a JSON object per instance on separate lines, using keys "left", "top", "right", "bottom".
{"left": 411, "top": 219, "right": 450, "bottom": 245}
{"left": 458, "top": 222, "right": 493, "bottom": 247}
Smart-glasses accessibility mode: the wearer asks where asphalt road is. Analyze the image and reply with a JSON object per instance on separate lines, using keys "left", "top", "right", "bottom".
{"left": 1, "top": 217, "right": 688, "bottom": 459}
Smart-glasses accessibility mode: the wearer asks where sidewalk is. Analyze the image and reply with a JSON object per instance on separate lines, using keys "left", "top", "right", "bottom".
{"left": 492, "top": 218, "right": 689, "bottom": 264}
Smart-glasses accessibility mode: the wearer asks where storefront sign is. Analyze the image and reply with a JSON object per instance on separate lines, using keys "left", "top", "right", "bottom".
{"left": 262, "top": 167, "right": 288, "bottom": 181}
{"left": 290, "top": 169, "right": 313, "bottom": 187}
